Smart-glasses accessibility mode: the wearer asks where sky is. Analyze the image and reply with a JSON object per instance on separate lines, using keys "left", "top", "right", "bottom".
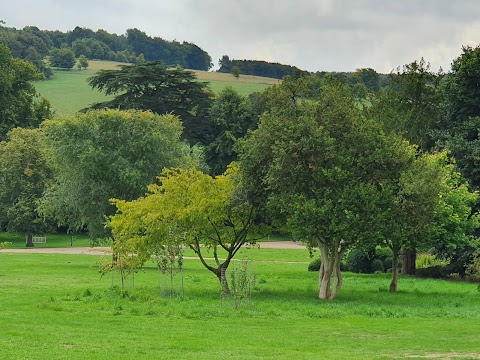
{"left": 3, "top": 0, "right": 480, "bottom": 73}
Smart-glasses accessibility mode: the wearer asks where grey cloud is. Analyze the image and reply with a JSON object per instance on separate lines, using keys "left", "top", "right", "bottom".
{"left": 3, "top": 0, "right": 480, "bottom": 72}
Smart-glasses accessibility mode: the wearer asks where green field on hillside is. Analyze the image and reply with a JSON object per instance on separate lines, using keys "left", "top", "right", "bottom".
{"left": 34, "top": 61, "right": 279, "bottom": 115}
{"left": 0, "top": 249, "right": 479, "bottom": 359}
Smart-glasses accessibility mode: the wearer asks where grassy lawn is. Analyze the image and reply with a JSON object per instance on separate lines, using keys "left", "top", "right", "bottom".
{"left": 34, "top": 61, "right": 279, "bottom": 115}
{"left": 0, "top": 250, "right": 479, "bottom": 359}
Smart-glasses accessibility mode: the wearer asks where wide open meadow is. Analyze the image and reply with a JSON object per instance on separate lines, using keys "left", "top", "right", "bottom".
{"left": 1, "top": 243, "right": 479, "bottom": 360}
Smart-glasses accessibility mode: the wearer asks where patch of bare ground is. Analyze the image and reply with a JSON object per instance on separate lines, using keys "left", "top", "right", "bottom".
{"left": 401, "top": 353, "right": 480, "bottom": 359}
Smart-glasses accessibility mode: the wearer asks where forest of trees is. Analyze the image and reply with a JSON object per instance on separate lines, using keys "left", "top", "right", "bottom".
{"left": 0, "top": 23, "right": 212, "bottom": 77}
{"left": 1, "top": 25, "right": 480, "bottom": 299}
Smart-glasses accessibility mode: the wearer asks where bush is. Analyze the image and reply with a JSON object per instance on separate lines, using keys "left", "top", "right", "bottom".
{"left": 308, "top": 258, "right": 321, "bottom": 272}
{"left": 345, "top": 247, "right": 376, "bottom": 273}
{"left": 372, "top": 259, "right": 384, "bottom": 273}
{"left": 415, "top": 265, "right": 449, "bottom": 279}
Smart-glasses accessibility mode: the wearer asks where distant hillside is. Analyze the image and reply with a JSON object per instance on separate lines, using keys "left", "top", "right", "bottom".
{"left": 33, "top": 60, "right": 280, "bottom": 115}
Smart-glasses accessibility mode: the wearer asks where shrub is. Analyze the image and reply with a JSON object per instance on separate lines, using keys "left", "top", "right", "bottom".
{"left": 415, "top": 265, "right": 449, "bottom": 279}
{"left": 345, "top": 247, "right": 376, "bottom": 273}
{"left": 372, "top": 259, "right": 384, "bottom": 273}
{"left": 308, "top": 258, "right": 321, "bottom": 272}
{"left": 466, "top": 249, "right": 480, "bottom": 279}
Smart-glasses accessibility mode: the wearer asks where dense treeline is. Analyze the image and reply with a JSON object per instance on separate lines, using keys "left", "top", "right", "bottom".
{"left": 1, "top": 36, "right": 480, "bottom": 299}
{"left": 218, "top": 55, "right": 308, "bottom": 79}
{"left": 0, "top": 23, "right": 212, "bottom": 77}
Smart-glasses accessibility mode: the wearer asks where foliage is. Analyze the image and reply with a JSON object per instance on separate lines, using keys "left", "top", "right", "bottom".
{"left": 76, "top": 54, "right": 89, "bottom": 70}
{"left": 49, "top": 48, "right": 76, "bottom": 69}
{"left": 39, "top": 109, "right": 184, "bottom": 240}
{"left": 126, "top": 28, "right": 212, "bottom": 70}
{"left": 0, "top": 43, "right": 51, "bottom": 140}
{"left": 0, "top": 128, "right": 52, "bottom": 246}
{"left": 110, "top": 164, "right": 261, "bottom": 293}
{"left": 344, "top": 247, "right": 376, "bottom": 274}
{"left": 369, "top": 58, "right": 443, "bottom": 151}
{"left": 87, "top": 61, "right": 214, "bottom": 145}
{"left": 415, "top": 265, "right": 450, "bottom": 279}
{"left": 0, "top": 241, "right": 11, "bottom": 250}
{"left": 204, "top": 87, "right": 260, "bottom": 175}
{"left": 218, "top": 56, "right": 308, "bottom": 79}
{"left": 0, "top": 25, "right": 53, "bottom": 78}
{"left": 226, "top": 259, "right": 256, "bottom": 309}
{"left": 439, "top": 45, "right": 480, "bottom": 189}
{"left": 444, "top": 45, "right": 480, "bottom": 125}
{"left": 231, "top": 65, "right": 240, "bottom": 79}
{"left": 1, "top": 24, "right": 212, "bottom": 70}
{"left": 379, "top": 151, "right": 478, "bottom": 290}
{"left": 240, "top": 78, "right": 414, "bottom": 299}
{"left": 307, "top": 258, "right": 321, "bottom": 272}
{"left": 466, "top": 249, "right": 480, "bottom": 279}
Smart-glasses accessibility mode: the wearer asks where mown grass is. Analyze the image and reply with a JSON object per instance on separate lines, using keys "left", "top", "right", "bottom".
{"left": 0, "top": 251, "right": 479, "bottom": 359}
{"left": 34, "top": 61, "right": 279, "bottom": 115}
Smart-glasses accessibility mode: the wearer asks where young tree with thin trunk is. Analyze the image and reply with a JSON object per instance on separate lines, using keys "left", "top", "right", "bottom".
{"left": 109, "top": 164, "right": 260, "bottom": 294}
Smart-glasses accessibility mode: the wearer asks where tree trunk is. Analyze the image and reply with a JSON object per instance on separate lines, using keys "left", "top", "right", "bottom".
{"left": 390, "top": 250, "right": 399, "bottom": 293}
{"left": 25, "top": 234, "right": 34, "bottom": 248}
{"left": 329, "top": 251, "right": 344, "bottom": 300}
{"left": 402, "top": 248, "right": 416, "bottom": 275}
{"left": 216, "top": 266, "right": 230, "bottom": 295}
{"left": 318, "top": 243, "right": 334, "bottom": 300}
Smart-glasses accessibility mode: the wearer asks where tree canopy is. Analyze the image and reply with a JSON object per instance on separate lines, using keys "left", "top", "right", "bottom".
{"left": 0, "top": 43, "right": 51, "bottom": 140}
{"left": 87, "top": 61, "right": 214, "bottom": 145}
{"left": 0, "top": 128, "right": 52, "bottom": 246}
{"left": 39, "top": 109, "right": 185, "bottom": 240}
{"left": 240, "top": 79, "right": 415, "bottom": 299}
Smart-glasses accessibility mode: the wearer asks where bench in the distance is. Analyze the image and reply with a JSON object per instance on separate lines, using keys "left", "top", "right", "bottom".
{"left": 32, "top": 237, "right": 47, "bottom": 244}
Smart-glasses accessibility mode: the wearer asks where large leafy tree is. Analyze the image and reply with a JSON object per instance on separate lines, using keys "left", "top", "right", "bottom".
{"left": 0, "top": 43, "right": 51, "bottom": 140}
{"left": 240, "top": 80, "right": 414, "bottom": 299}
{"left": 39, "top": 109, "right": 185, "bottom": 240}
{"left": 0, "top": 128, "right": 52, "bottom": 247}
{"left": 87, "top": 61, "right": 214, "bottom": 145}
{"left": 110, "top": 164, "right": 260, "bottom": 293}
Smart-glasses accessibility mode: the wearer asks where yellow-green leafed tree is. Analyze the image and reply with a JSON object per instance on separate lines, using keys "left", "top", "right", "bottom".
{"left": 110, "top": 163, "right": 260, "bottom": 294}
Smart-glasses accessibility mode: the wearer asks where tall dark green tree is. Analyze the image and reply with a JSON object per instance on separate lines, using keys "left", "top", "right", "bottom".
{"left": 87, "top": 61, "right": 214, "bottom": 145}
{"left": 369, "top": 58, "right": 443, "bottom": 152}
{"left": 205, "top": 87, "right": 259, "bottom": 175}
{"left": 0, "top": 43, "right": 51, "bottom": 140}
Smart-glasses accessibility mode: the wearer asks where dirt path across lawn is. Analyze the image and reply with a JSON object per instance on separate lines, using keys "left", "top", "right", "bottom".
{"left": 0, "top": 241, "right": 307, "bottom": 256}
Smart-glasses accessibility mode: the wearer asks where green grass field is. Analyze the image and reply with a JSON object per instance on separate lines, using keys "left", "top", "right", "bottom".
{"left": 1, "top": 247, "right": 479, "bottom": 359}
{"left": 34, "top": 61, "right": 279, "bottom": 115}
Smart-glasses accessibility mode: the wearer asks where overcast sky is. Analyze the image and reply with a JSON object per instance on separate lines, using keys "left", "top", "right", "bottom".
{"left": 3, "top": 0, "right": 480, "bottom": 73}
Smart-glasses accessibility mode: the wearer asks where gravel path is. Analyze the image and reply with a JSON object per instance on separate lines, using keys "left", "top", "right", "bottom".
{"left": 0, "top": 241, "right": 306, "bottom": 256}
